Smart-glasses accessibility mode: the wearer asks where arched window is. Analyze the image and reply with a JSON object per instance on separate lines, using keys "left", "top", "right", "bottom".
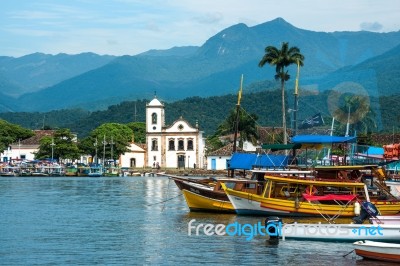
{"left": 187, "top": 139, "right": 194, "bottom": 150}
{"left": 152, "top": 113, "right": 157, "bottom": 124}
{"left": 151, "top": 139, "right": 158, "bottom": 151}
{"left": 168, "top": 139, "right": 175, "bottom": 151}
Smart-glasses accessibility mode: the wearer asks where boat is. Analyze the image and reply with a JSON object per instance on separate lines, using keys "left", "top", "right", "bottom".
{"left": 222, "top": 165, "right": 400, "bottom": 218}
{"left": 103, "top": 166, "right": 121, "bottom": 177}
{"left": 170, "top": 175, "right": 251, "bottom": 213}
{"left": 64, "top": 165, "right": 78, "bottom": 176}
{"left": 275, "top": 222, "right": 400, "bottom": 242}
{"left": 370, "top": 215, "right": 400, "bottom": 225}
{"left": 88, "top": 164, "right": 103, "bottom": 177}
{"left": 171, "top": 169, "right": 309, "bottom": 213}
{"left": 77, "top": 166, "right": 90, "bottom": 177}
{"left": 353, "top": 240, "right": 400, "bottom": 262}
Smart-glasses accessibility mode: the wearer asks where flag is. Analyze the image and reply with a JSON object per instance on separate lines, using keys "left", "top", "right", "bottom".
{"left": 299, "top": 113, "right": 324, "bottom": 129}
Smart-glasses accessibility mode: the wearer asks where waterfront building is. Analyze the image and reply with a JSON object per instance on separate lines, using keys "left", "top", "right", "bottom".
{"left": 145, "top": 96, "right": 205, "bottom": 169}
{"left": 1, "top": 130, "right": 55, "bottom": 163}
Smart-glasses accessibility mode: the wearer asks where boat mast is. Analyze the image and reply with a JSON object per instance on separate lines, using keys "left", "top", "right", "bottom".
{"left": 231, "top": 75, "right": 243, "bottom": 177}
{"left": 292, "top": 60, "right": 300, "bottom": 159}
{"left": 232, "top": 74, "right": 243, "bottom": 154}
{"left": 293, "top": 59, "right": 300, "bottom": 137}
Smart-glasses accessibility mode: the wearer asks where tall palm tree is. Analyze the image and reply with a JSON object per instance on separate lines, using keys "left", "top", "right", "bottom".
{"left": 259, "top": 42, "right": 304, "bottom": 144}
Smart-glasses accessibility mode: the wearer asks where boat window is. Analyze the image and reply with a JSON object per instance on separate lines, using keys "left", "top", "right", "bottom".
{"left": 244, "top": 183, "right": 256, "bottom": 189}
{"left": 225, "top": 182, "right": 236, "bottom": 189}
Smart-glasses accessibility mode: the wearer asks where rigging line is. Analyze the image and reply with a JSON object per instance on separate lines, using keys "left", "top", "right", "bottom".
{"left": 147, "top": 193, "right": 183, "bottom": 207}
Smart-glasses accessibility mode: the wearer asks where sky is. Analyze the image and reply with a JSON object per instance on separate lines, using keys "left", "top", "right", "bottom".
{"left": 1, "top": 0, "right": 399, "bottom": 57}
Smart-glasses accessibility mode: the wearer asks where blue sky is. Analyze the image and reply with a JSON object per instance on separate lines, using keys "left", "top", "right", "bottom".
{"left": 1, "top": 0, "right": 399, "bottom": 57}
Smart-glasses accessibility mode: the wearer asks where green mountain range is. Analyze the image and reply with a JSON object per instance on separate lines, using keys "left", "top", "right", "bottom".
{"left": 0, "top": 17, "right": 400, "bottom": 113}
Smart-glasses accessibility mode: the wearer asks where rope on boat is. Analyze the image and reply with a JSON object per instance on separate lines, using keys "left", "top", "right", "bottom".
{"left": 146, "top": 178, "right": 183, "bottom": 210}
{"left": 342, "top": 249, "right": 355, "bottom": 258}
{"left": 146, "top": 193, "right": 183, "bottom": 207}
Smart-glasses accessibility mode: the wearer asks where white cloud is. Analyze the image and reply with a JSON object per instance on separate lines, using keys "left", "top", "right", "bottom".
{"left": 0, "top": 0, "right": 399, "bottom": 56}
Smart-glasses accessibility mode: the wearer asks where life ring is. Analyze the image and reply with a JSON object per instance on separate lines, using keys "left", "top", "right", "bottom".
{"left": 306, "top": 186, "right": 318, "bottom": 195}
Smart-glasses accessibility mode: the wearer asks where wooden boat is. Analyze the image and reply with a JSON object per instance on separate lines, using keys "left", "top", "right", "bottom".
{"left": 104, "top": 166, "right": 121, "bottom": 177}
{"left": 170, "top": 173, "right": 267, "bottom": 213}
{"left": 77, "top": 166, "right": 90, "bottom": 177}
{"left": 64, "top": 166, "right": 78, "bottom": 176}
{"left": 222, "top": 165, "right": 400, "bottom": 218}
{"left": 353, "top": 240, "right": 400, "bottom": 262}
{"left": 170, "top": 169, "right": 309, "bottom": 213}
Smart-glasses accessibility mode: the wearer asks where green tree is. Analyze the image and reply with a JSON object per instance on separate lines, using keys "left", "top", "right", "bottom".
{"left": 0, "top": 119, "right": 34, "bottom": 152}
{"left": 216, "top": 107, "right": 259, "bottom": 149}
{"left": 126, "top": 122, "right": 146, "bottom": 143}
{"left": 83, "top": 123, "right": 133, "bottom": 163}
{"left": 35, "top": 128, "right": 80, "bottom": 161}
{"left": 258, "top": 42, "right": 304, "bottom": 144}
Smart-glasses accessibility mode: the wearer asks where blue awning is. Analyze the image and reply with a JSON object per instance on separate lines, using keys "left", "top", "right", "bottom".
{"left": 228, "top": 152, "right": 288, "bottom": 170}
{"left": 291, "top": 135, "right": 357, "bottom": 144}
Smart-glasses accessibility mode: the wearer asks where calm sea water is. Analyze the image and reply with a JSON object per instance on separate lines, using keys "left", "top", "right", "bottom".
{"left": 0, "top": 176, "right": 394, "bottom": 265}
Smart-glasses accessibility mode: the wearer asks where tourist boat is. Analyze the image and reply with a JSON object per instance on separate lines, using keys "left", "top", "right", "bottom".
{"left": 170, "top": 169, "right": 311, "bottom": 213}
{"left": 222, "top": 165, "right": 400, "bottom": 218}
{"left": 353, "top": 240, "right": 400, "bottom": 262}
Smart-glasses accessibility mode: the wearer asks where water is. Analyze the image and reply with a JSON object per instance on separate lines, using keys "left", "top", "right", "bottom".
{"left": 0, "top": 176, "right": 394, "bottom": 265}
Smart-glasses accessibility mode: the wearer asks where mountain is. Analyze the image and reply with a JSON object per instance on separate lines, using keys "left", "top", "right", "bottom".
{"left": 0, "top": 52, "right": 115, "bottom": 97}
{"left": 3, "top": 17, "right": 400, "bottom": 112}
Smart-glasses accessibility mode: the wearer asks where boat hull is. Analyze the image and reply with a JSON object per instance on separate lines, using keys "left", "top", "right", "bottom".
{"left": 354, "top": 240, "right": 400, "bottom": 262}
{"left": 224, "top": 186, "right": 400, "bottom": 217}
{"left": 281, "top": 224, "right": 400, "bottom": 242}
{"left": 182, "top": 189, "right": 234, "bottom": 213}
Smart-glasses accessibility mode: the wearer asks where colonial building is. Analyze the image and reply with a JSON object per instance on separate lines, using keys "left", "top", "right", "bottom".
{"left": 1, "top": 130, "right": 55, "bottom": 163}
{"left": 145, "top": 96, "right": 205, "bottom": 169}
{"left": 119, "top": 142, "right": 146, "bottom": 168}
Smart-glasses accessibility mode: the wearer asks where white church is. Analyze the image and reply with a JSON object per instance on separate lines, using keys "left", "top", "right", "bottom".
{"left": 120, "top": 96, "right": 206, "bottom": 169}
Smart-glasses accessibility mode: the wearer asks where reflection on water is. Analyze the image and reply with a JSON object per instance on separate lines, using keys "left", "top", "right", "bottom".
{"left": 0, "top": 176, "right": 394, "bottom": 265}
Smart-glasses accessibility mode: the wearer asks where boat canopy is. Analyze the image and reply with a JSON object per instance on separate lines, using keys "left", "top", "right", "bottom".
{"left": 292, "top": 135, "right": 357, "bottom": 144}
{"left": 228, "top": 152, "right": 288, "bottom": 170}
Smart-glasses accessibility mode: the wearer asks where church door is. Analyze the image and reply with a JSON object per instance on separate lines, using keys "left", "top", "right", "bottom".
{"left": 177, "top": 155, "right": 185, "bottom": 169}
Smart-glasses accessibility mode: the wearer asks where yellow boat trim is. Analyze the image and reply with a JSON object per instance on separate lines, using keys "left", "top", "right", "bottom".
{"left": 182, "top": 189, "right": 234, "bottom": 212}
{"left": 264, "top": 175, "right": 365, "bottom": 187}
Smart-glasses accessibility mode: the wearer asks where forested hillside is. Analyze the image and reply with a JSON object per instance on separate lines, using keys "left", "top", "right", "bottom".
{"left": 2, "top": 87, "right": 399, "bottom": 139}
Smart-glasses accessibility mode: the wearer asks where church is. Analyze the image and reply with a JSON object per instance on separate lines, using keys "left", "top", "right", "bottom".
{"left": 146, "top": 96, "right": 205, "bottom": 169}
{"left": 120, "top": 96, "right": 205, "bottom": 170}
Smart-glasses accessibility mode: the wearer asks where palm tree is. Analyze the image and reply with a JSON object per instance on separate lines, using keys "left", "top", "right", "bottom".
{"left": 258, "top": 42, "right": 304, "bottom": 144}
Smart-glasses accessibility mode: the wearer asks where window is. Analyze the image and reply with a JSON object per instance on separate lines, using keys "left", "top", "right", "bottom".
{"left": 168, "top": 139, "right": 175, "bottom": 150}
{"left": 178, "top": 139, "right": 184, "bottom": 150}
{"left": 152, "top": 113, "right": 157, "bottom": 124}
{"left": 187, "top": 139, "right": 194, "bottom": 150}
{"left": 151, "top": 139, "right": 158, "bottom": 151}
